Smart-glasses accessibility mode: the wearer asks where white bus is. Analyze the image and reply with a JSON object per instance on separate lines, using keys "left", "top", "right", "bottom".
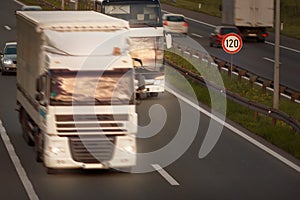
{"left": 95, "top": 0, "right": 165, "bottom": 98}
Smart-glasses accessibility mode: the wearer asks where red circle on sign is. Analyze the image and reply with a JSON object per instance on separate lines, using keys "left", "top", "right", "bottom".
{"left": 222, "top": 33, "right": 243, "bottom": 54}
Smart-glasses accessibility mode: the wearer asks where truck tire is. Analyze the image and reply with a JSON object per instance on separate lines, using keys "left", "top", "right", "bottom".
{"left": 150, "top": 92, "right": 159, "bottom": 97}
{"left": 137, "top": 92, "right": 147, "bottom": 100}
{"left": 20, "top": 108, "right": 34, "bottom": 146}
{"left": 35, "top": 133, "right": 43, "bottom": 162}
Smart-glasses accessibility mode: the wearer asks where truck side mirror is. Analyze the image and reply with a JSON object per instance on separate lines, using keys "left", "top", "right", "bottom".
{"left": 36, "top": 75, "right": 47, "bottom": 106}
{"left": 165, "top": 33, "right": 172, "bottom": 49}
{"left": 36, "top": 77, "right": 43, "bottom": 92}
{"left": 132, "top": 57, "right": 143, "bottom": 67}
{"left": 36, "top": 75, "right": 46, "bottom": 92}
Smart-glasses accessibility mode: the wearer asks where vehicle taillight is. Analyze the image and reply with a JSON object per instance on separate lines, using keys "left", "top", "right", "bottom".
{"left": 163, "top": 20, "right": 168, "bottom": 26}
{"left": 262, "top": 33, "right": 268, "bottom": 38}
{"left": 217, "top": 34, "right": 223, "bottom": 39}
{"left": 183, "top": 21, "right": 188, "bottom": 27}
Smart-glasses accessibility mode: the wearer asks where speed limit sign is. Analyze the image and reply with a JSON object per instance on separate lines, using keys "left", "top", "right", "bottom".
{"left": 222, "top": 33, "right": 243, "bottom": 54}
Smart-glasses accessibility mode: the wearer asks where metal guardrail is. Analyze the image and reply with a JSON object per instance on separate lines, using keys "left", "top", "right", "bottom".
{"left": 171, "top": 41, "right": 300, "bottom": 103}
{"left": 165, "top": 42, "right": 300, "bottom": 134}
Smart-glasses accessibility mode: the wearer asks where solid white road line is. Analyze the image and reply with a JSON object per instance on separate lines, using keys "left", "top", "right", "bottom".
{"left": 0, "top": 121, "right": 39, "bottom": 200}
{"left": 165, "top": 87, "right": 300, "bottom": 173}
{"left": 4, "top": 25, "right": 11, "bottom": 31}
{"left": 152, "top": 164, "right": 179, "bottom": 186}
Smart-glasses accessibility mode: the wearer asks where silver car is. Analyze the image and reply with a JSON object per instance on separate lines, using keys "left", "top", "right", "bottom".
{"left": 0, "top": 42, "right": 17, "bottom": 75}
{"left": 163, "top": 13, "right": 188, "bottom": 34}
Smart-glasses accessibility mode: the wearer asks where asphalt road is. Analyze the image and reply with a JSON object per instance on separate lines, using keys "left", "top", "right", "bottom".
{"left": 161, "top": 4, "right": 300, "bottom": 92}
{"left": 0, "top": 1, "right": 299, "bottom": 200}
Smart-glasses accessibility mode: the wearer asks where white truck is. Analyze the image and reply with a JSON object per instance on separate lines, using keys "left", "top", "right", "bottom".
{"left": 16, "top": 11, "right": 137, "bottom": 173}
{"left": 222, "top": 0, "right": 274, "bottom": 42}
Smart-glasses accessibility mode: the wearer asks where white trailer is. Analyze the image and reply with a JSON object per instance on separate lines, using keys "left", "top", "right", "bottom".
{"left": 222, "top": 0, "right": 274, "bottom": 42}
{"left": 16, "top": 11, "right": 137, "bottom": 173}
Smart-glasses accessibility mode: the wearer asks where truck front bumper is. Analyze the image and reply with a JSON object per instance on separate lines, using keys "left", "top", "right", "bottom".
{"left": 43, "top": 134, "right": 136, "bottom": 169}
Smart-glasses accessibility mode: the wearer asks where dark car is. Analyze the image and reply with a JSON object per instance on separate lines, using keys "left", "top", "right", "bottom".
{"left": 0, "top": 42, "right": 17, "bottom": 75}
{"left": 209, "top": 26, "right": 240, "bottom": 47}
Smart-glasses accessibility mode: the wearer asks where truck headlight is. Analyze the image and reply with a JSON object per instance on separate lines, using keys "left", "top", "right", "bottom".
{"left": 154, "top": 76, "right": 164, "bottom": 85}
{"left": 3, "top": 59, "right": 12, "bottom": 65}
{"left": 49, "top": 146, "right": 65, "bottom": 155}
{"left": 47, "top": 140, "right": 66, "bottom": 156}
{"left": 121, "top": 145, "right": 135, "bottom": 154}
{"left": 118, "top": 138, "right": 136, "bottom": 154}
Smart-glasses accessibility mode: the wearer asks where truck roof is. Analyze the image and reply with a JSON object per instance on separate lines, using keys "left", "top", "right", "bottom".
{"left": 16, "top": 11, "right": 129, "bottom": 31}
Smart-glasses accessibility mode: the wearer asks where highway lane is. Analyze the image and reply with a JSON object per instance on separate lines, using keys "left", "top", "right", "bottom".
{"left": 161, "top": 4, "right": 300, "bottom": 91}
{"left": 0, "top": 1, "right": 299, "bottom": 199}
{"left": 0, "top": 73, "right": 300, "bottom": 199}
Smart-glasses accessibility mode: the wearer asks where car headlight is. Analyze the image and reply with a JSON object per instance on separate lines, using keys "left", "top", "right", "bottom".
{"left": 3, "top": 59, "right": 13, "bottom": 65}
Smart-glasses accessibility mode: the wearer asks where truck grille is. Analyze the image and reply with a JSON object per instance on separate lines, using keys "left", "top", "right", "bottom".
{"left": 55, "top": 114, "right": 128, "bottom": 134}
{"left": 69, "top": 136, "right": 115, "bottom": 163}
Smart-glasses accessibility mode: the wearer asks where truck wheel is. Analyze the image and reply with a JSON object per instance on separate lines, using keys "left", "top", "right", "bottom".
{"left": 20, "top": 108, "right": 34, "bottom": 146}
{"left": 35, "top": 133, "right": 43, "bottom": 162}
{"left": 137, "top": 92, "right": 147, "bottom": 100}
{"left": 150, "top": 92, "right": 159, "bottom": 97}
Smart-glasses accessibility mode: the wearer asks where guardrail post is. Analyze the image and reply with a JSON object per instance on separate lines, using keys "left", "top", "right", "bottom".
{"left": 207, "top": 57, "right": 214, "bottom": 68}
{"left": 217, "top": 61, "right": 225, "bottom": 70}
{"left": 262, "top": 80, "right": 272, "bottom": 94}
{"left": 228, "top": 65, "right": 236, "bottom": 78}
{"left": 272, "top": 118, "right": 277, "bottom": 126}
{"left": 249, "top": 76, "right": 258, "bottom": 88}
{"left": 279, "top": 86, "right": 286, "bottom": 99}
{"left": 291, "top": 92, "right": 300, "bottom": 102}
{"left": 238, "top": 70, "right": 247, "bottom": 83}
{"left": 254, "top": 110, "right": 259, "bottom": 121}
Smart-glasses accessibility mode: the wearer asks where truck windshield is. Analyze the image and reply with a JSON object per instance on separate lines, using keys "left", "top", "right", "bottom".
{"left": 130, "top": 37, "right": 164, "bottom": 71}
{"left": 102, "top": 4, "right": 162, "bottom": 27}
{"left": 50, "top": 69, "right": 134, "bottom": 105}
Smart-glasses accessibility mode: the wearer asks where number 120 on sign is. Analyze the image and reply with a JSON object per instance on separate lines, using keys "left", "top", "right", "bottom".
{"left": 222, "top": 33, "right": 243, "bottom": 54}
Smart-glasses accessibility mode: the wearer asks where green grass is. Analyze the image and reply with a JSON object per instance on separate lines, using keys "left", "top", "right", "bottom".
{"left": 165, "top": 51, "right": 300, "bottom": 160}
{"left": 165, "top": 51, "right": 300, "bottom": 122}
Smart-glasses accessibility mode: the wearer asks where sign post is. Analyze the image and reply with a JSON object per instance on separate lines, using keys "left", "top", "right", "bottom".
{"left": 222, "top": 33, "right": 243, "bottom": 78}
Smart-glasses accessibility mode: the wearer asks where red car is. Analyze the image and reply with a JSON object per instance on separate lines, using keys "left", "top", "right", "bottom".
{"left": 209, "top": 26, "right": 240, "bottom": 47}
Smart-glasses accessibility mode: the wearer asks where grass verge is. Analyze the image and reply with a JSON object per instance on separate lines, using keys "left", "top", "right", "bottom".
{"left": 165, "top": 51, "right": 300, "bottom": 160}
